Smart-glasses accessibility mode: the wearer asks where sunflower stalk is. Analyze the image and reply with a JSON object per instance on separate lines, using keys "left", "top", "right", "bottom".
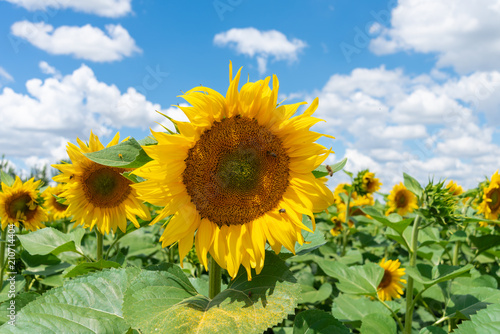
{"left": 341, "top": 186, "right": 353, "bottom": 257}
{"left": 404, "top": 214, "right": 422, "bottom": 334}
{"left": 208, "top": 255, "right": 222, "bottom": 299}
{"left": 0, "top": 228, "right": 7, "bottom": 289}
{"left": 377, "top": 295, "right": 404, "bottom": 332}
{"left": 96, "top": 230, "right": 104, "bottom": 261}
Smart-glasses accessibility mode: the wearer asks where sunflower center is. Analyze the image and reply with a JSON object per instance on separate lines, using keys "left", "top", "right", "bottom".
{"left": 378, "top": 269, "right": 393, "bottom": 289}
{"left": 183, "top": 115, "right": 290, "bottom": 227}
{"left": 6, "top": 193, "right": 36, "bottom": 221}
{"left": 51, "top": 195, "right": 68, "bottom": 212}
{"left": 488, "top": 188, "right": 500, "bottom": 212}
{"left": 81, "top": 165, "right": 132, "bottom": 208}
{"left": 396, "top": 191, "right": 408, "bottom": 208}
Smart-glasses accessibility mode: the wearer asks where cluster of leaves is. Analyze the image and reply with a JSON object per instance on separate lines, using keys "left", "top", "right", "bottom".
{"left": 0, "top": 142, "right": 499, "bottom": 333}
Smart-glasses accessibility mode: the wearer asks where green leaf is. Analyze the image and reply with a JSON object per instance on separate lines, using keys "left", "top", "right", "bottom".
{"left": 22, "top": 262, "right": 72, "bottom": 276}
{"left": 331, "top": 293, "right": 392, "bottom": 322}
{"left": 137, "top": 135, "right": 158, "bottom": 146}
{"left": 0, "top": 275, "right": 25, "bottom": 303}
{"left": 450, "top": 230, "right": 467, "bottom": 242}
{"left": 361, "top": 207, "right": 413, "bottom": 236}
{"left": 360, "top": 313, "right": 397, "bottom": 334}
{"left": 312, "top": 159, "right": 347, "bottom": 178}
{"left": 453, "top": 303, "right": 500, "bottom": 334}
{"left": 406, "top": 264, "right": 473, "bottom": 288}
{"left": 0, "top": 267, "right": 141, "bottom": 333}
{"left": 0, "top": 292, "right": 39, "bottom": 325}
{"left": 404, "top": 172, "right": 423, "bottom": 198}
{"left": 0, "top": 170, "right": 15, "bottom": 187}
{"left": 17, "top": 227, "right": 80, "bottom": 256}
{"left": 84, "top": 138, "right": 152, "bottom": 168}
{"left": 281, "top": 215, "right": 326, "bottom": 259}
{"left": 64, "top": 259, "right": 121, "bottom": 278}
{"left": 293, "top": 310, "right": 350, "bottom": 334}
{"left": 123, "top": 252, "right": 300, "bottom": 334}
{"left": 299, "top": 283, "right": 332, "bottom": 304}
{"left": 317, "top": 261, "right": 383, "bottom": 295}
{"left": 419, "top": 326, "right": 447, "bottom": 334}
{"left": 470, "top": 235, "right": 500, "bottom": 255}
{"left": 446, "top": 287, "right": 500, "bottom": 320}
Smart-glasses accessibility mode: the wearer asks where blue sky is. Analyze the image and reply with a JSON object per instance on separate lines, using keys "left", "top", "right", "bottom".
{"left": 1, "top": 0, "right": 499, "bottom": 190}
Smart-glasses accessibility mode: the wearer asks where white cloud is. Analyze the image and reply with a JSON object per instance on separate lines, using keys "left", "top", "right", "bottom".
{"left": 11, "top": 21, "right": 141, "bottom": 62}
{"left": 369, "top": 0, "right": 500, "bottom": 74}
{"left": 39, "top": 61, "right": 61, "bottom": 78}
{"left": 4, "top": 0, "right": 132, "bottom": 18}
{"left": 0, "top": 64, "right": 173, "bottom": 164}
{"left": 294, "top": 65, "right": 500, "bottom": 190}
{"left": 214, "top": 27, "right": 307, "bottom": 74}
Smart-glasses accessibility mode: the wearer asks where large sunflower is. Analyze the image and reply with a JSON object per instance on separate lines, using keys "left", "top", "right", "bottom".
{"left": 52, "top": 132, "right": 151, "bottom": 234}
{"left": 42, "top": 184, "right": 71, "bottom": 221}
{"left": 377, "top": 258, "right": 406, "bottom": 301}
{"left": 0, "top": 176, "right": 47, "bottom": 231}
{"left": 478, "top": 170, "right": 500, "bottom": 220}
{"left": 386, "top": 182, "right": 418, "bottom": 216}
{"left": 133, "top": 64, "right": 335, "bottom": 279}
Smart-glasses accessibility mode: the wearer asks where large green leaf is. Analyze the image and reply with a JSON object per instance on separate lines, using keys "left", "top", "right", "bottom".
{"left": 453, "top": 303, "right": 500, "bottom": 334}
{"left": 446, "top": 287, "right": 500, "bottom": 320}
{"left": 299, "top": 283, "right": 332, "bottom": 304}
{"left": 403, "top": 172, "right": 423, "bottom": 198}
{"left": 470, "top": 235, "right": 500, "bottom": 255}
{"left": 406, "top": 264, "right": 473, "bottom": 288}
{"left": 17, "top": 227, "right": 83, "bottom": 256}
{"left": 317, "top": 261, "right": 383, "bottom": 295}
{"left": 360, "top": 313, "right": 397, "bottom": 334}
{"left": 293, "top": 309, "right": 349, "bottom": 334}
{"left": 84, "top": 138, "right": 152, "bottom": 168}
{"left": 361, "top": 207, "right": 413, "bottom": 236}
{"left": 123, "top": 252, "right": 300, "bottom": 334}
{"left": 331, "top": 293, "right": 392, "bottom": 322}
{"left": 0, "top": 267, "right": 141, "bottom": 333}
{"left": 0, "top": 292, "right": 38, "bottom": 325}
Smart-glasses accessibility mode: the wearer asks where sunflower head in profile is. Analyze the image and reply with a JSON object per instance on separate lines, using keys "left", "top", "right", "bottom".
{"left": 52, "top": 132, "right": 151, "bottom": 234}
{"left": 42, "top": 183, "right": 71, "bottom": 221}
{"left": 354, "top": 170, "right": 381, "bottom": 196}
{"left": 0, "top": 176, "right": 47, "bottom": 231}
{"left": 386, "top": 182, "right": 418, "bottom": 216}
{"left": 133, "top": 63, "right": 335, "bottom": 280}
{"left": 446, "top": 180, "right": 463, "bottom": 196}
{"left": 478, "top": 170, "right": 500, "bottom": 220}
{"left": 377, "top": 258, "right": 406, "bottom": 301}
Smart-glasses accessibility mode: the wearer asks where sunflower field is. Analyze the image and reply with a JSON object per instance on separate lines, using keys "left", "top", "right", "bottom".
{"left": 1, "top": 65, "right": 500, "bottom": 334}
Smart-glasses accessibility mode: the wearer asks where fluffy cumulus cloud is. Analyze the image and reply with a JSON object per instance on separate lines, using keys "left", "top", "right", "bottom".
{"left": 0, "top": 64, "right": 184, "bottom": 164}
{"left": 4, "top": 0, "right": 132, "bottom": 18}
{"left": 214, "top": 27, "right": 307, "bottom": 74}
{"left": 369, "top": 0, "right": 500, "bottom": 74}
{"left": 11, "top": 21, "right": 141, "bottom": 62}
{"left": 304, "top": 66, "right": 500, "bottom": 190}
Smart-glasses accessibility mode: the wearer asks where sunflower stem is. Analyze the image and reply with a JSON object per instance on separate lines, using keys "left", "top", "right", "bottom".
{"left": 341, "top": 187, "right": 353, "bottom": 257}
{"left": 208, "top": 255, "right": 222, "bottom": 299}
{"left": 96, "top": 230, "right": 103, "bottom": 261}
{"left": 0, "top": 228, "right": 7, "bottom": 289}
{"left": 377, "top": 296, "right": 404, "bottom": 333}
{"left": 404, "top": 215, "right": 422, "bottom": 334}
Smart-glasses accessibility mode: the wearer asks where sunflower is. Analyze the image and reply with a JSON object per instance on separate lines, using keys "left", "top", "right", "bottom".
{"left": 133, "top": 64, "right": 335, "bottom": 279}
{"left": 353, "top": 170, "right": 382, "bottom": 195}
{"left": 337, "top": 193, "right": 373, "bottom": 226}
{"left": 386, "top": 183, "right": 418, "bottom": 216}
{"left": 52, "top": 132, "right": 151, "bottom": 234}
{"left": 42, "top": 183, "right": 71, "bottom": 221}
{"left": 333, "top": 183, "right": 352, "bottom": 204}
{"left": 377, "top": 258, "right": 406, "bottom": 301}
{"left": 477, "top": 170, "right": 500, "bottom": 220}
{"left": 0, "top": 177, "right": 47, "bottom": 231}
{"left": 446, "top": 180, "right": 463, "bottom": 196}
{"left": 330, "top": 216, "right": 343, "bottom": 237}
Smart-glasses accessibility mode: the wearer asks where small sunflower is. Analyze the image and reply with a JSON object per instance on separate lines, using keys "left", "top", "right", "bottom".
{"left": 377, "top": 258, "right": 406, "bottom": 301}
{"left": 337, "top": 193, "right": 373, "bottom": 225}
{"left": 333, "top": 183, "right": 352, "bottom": 205}
{"left": 133, "top": 64, "right": 335, "bottom": 279}
{"left": 477, "top": 170, "right": 500, "bottom": 220}
{"left": 446, "top": 180, "right": 463, "bottom": 196}
{"left": 354, "top": 170, "right": 382, "bottom": 195}
{"left": 330, "top": 216, "right": 343, "bottom": 236}
{"left": 386, "top": 183, "right": 418, "bottom": 216}
{"left": 0, "top": 177, "right": 47, "bottom": 231}
{"left": 42, "top": 184, "right": 71, "bottom": 221}
{"left": 52, "top": 132, "right": 151, "bottom": 234}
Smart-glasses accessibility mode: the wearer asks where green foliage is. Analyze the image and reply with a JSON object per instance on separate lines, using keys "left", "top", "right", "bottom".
{"left": 293, "top": 310, "right": 349, "bottom": 334}
{"left": 453, "top": 303, "right": 500, "bottom": 334}
{"left": 84, "top": 137, "right": 153, "bottom": 168}
{"left": 312, "top": 158, "right": 347, "bottom": 178}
